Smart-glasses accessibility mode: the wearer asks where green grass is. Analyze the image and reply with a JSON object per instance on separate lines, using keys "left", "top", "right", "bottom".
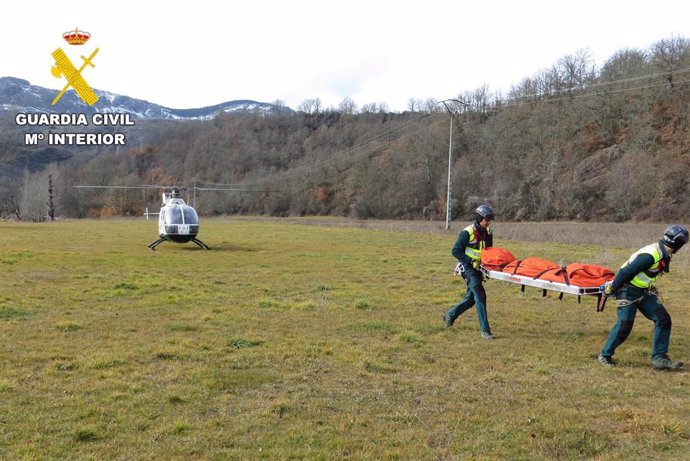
{"left": 0, "top": 218, "right": 688, "bottom": 460}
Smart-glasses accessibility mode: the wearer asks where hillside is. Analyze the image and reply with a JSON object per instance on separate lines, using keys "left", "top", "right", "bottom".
{"left": 1, "top": 36, "right": 689, "bottom": 222}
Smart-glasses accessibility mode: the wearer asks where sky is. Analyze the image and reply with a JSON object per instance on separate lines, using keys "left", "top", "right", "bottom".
{"left": 4, "top": 0, "right": 690, "bottom": 112}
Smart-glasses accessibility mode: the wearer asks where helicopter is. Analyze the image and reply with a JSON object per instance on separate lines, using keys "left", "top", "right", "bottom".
{"left": 145, "top": 186, "right": 209, "bottom": 250}
{"left": 75, "top": 183, "right": 271, "bottom": 250}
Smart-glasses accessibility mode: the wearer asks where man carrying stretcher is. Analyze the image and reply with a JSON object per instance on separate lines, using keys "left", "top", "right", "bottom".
{"left": 598, "top": 225, "right": 688, "bottom": 370}
{"left": 443, "top": 204, "right": 496, "bottom": 339}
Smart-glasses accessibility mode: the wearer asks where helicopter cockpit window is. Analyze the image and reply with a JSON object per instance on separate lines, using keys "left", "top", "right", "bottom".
{"left": 183, "top": 207, "right": 199, "bottom": 225}
{"left": 165, "top": 206, "right": 183, "bottom": 225}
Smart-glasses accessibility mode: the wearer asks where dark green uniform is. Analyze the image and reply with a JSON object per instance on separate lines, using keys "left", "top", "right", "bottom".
{"left": 600, "top": 241, "right": 673, "bottom": 360}
{"left": 445, "top": 222, "right": 493, "bottom": 334}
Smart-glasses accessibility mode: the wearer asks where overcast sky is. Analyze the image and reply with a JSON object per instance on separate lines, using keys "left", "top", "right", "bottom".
{"left": 4, "top": 0, "right": 689, "bottom": 112}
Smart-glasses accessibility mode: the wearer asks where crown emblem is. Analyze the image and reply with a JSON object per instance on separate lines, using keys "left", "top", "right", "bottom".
{"left": 62, "top": 27, "right": 90, "bottom": 45}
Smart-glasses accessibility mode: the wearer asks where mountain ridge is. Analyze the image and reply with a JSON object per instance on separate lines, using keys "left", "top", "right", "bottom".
{"left": 0, "top": 76, "right": 291, "bottom": 120}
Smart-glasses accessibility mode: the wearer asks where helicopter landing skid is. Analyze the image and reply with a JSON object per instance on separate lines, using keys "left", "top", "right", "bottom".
{"left": 191, "top": 238, "right": 210, "bottom": 250}
{"left": 147, "top": 237, "right": 210, "bottom": 250}
{"left": 148, "top": 237, "right": 167, "bottom": 251}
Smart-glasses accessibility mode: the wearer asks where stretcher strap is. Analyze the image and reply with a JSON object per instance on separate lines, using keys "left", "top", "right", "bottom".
{"left": 531, "top": 266, "right": 570, "bottom": 286}
{"left": 508, "top": 261, "right": 572, "bottom": 286}
{"left": 596, "top": 294, "right": 607, "bottom": 312}
{"left": 510, "top": 260, "right": 523, "bottom": 275}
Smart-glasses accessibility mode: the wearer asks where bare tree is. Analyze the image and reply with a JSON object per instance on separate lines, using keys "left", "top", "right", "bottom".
{"left": 338, "top": 97, "right": 357, "bottom": 114}
{"left": 297, "top": 99, "right": 315, "bottom": 113}
{"left": 423, "top": 98, "right": 439, "bottom": 113}
{"left": 0, "top": 175, "right": 21, "bottom": 219}
{"left": 407, "top": 98, "right": 422, "bottom": 112}
{"left": 558, "top": 49, "right": 597, "bottom": 93}
{"left": 650, "top": 35, "right": 690, "bottom": 88}
{"left": 20, "top": 169, "right": 48, "bottom": 222}
{"left": 270, "top": 99, "right": 291, "bottom": 115}
{"left": 600, "top": 48, "right": 648, "bottom": 81}
{"left": 360, "top": 102, "right": 377, "bottom": 113}
{"left": 313, "top": 98, "right": 322, "bottom": 114}
{"left": 298, "top": 98, "right": 322, "bottom": 114}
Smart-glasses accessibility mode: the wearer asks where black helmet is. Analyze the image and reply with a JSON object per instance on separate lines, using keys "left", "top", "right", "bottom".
{"left": 475, "top": 204, "right": 495, "bottom": 222}
{"left": 662, "top": 225, "right": 688, "bottom": 252}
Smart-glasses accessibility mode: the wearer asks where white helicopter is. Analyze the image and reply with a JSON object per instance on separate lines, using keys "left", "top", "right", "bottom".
{"left": 75, "top": 183, "right": 269, "bottom": 250}
{"left": 145, "top": 186, "right": 209, "bottom": 250}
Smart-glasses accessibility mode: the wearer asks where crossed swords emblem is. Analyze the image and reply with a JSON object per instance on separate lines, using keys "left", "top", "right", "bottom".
{"left": 51, "top": 47, "right": 100, "bottom": 106}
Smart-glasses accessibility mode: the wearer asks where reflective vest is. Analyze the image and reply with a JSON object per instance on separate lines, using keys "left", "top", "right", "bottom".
{"left": 463, "top": 224, "right": 491, "bottom": 261}
{"left": 622, "top": 243, "right": 664, "bottom": 289}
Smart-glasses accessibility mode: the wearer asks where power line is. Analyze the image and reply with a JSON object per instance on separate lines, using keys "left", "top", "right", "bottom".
{"left": 204, "top": 68, "right": 690, "bottom": 189}
{"left": 499, "top": 67, "right": 690, "bottom": 108}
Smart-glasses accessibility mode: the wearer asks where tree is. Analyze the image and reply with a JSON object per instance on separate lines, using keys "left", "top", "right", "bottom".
{"left": 360, "top": 102, "right": 378, "bottom": 113}
{"left": 423, "top": 98, "right": 439, "bottom": 113}
{"left": 600, "top": 48, "right": 647, "bottom": 82}
{"left": 297, "top": 99, "right": 312, "bottom": 113}
{"left": 558, "top": 49, "right": 597, "bottom": 93}
{"left": 650, "top": 35, "right": 690, "bottom": 88}
{"left": 407, "top": 98, "right": 423, "bottom": 112}
{"left": 298, "top": 98, "right": 322, "bottom": 114}
{"left": 0, "top": 175, "right": 21, "bottom": 219}
{"left": 20, "top": 169, "right": 48, "bottom": 222}
{"left": 337, "top": 97, "right": 357, "bottom": 115}
{"left": 47, "top": 174, "right": 55, "bottom": 221}
{"left": 270, "top": 100, "right": 291, "bottom": 115}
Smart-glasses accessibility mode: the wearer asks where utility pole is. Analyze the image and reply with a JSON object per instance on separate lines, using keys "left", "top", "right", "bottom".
{"left": 437, "top": 99, "right": 468, "bottom": 230}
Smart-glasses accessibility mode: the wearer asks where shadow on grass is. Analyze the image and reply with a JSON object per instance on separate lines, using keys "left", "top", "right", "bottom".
{"left": 206, "top": 242, "right": 262, "bottom": 252}
{"left": 150, "top": 242, "right": 261, "bottom": 252}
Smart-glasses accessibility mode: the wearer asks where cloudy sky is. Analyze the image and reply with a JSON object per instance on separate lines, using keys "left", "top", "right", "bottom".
{"left": 4, "top": 0, "right": 689, "bottom": 111}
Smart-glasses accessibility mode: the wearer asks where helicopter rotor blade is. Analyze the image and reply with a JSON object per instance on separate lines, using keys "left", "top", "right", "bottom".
{"left": 193, "top": 187, "right": 274, "bottom": 192}
{"left": 74, "top": 185, "right": 165, "bottom": 190}
{"left": 74, "top": 185, "right": 276, "bottom": 193}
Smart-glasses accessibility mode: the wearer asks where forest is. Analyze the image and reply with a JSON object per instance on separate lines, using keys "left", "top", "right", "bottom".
{"left": 1, "top": 35, "right": 688, "bottom": 222}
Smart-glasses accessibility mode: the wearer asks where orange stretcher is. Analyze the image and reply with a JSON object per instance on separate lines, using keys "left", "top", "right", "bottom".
{"left": 457, "top": 247, "right": 615, "bottom": 309}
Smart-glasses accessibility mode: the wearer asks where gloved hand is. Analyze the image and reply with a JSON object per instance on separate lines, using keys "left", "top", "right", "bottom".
{"left": 472, "top": 260, "right": 480, "bottom": 270}
{"left": 600, "top": 281, "right": 614, "bottom": 297}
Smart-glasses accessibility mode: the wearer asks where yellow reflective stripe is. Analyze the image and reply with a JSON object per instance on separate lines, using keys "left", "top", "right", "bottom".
{"left": 623, "top": 243, "right": 662, "bottom": 289}
{"left": 631, "top": 273, "right": 654, "bottom": 288}
{"left": 464, "top": 224, "right": 484, "bottom": 261}
{"left": 465, "top": 247, "right": 482, "bottom": 260}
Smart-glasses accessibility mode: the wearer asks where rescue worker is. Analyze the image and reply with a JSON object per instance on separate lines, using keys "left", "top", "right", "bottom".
{"left": 443, "top": 204, "right": 495, "bottom": 339}
{"left": 598, "top": 225, "right": 688, "bottom": 370}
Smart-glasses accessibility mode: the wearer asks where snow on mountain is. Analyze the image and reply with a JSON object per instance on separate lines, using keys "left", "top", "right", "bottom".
{"left": 0, "top": 77, "right": 291, "bottom": 120}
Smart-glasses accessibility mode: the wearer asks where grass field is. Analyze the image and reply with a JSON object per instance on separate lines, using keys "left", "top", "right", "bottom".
{"left": 1, "top": 218, "right": 688, "bottom": 460}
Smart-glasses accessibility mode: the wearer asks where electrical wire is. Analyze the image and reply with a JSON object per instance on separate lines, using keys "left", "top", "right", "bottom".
{"left": 219, "top": 66, "right": 690, "bottom": 189}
